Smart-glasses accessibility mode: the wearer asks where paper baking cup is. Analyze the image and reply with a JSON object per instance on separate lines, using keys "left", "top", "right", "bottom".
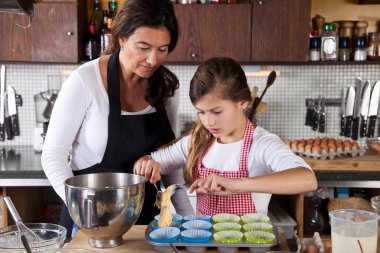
{"left": 152, "top": 220, "right": 181, "bottom": 230}
{"left": 149, "top": 227, "right": 180, "bottom": 243}
{"left": 212, "top": 213, "right": 240, "bottom": 223}
{"left": 243, "top": 222, "right": 273, "bottom": 232}
{"left": 182, "top": 220, "right": 212, "bottom": 231}
{"left": 241, "top": 213, "right": 270, "bottom": 223}
{"left": 213, "top": 230, "right": 244, "bottom": 244}
{"left": 181, "top": 229, "right": 212, "bottom": 243}
{"left": 212, "top": 222, "right": 242, "bottom": 232}
{"left": 244, "top": 231, "right": 275, "bottom": 244}
{"left": 154, "top": 213, "right": 183, "bottom": 223}
{"left": 183, "top": 214, "right": 212, "bottom": 222}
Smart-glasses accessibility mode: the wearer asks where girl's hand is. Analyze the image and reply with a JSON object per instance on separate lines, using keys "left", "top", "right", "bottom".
{"left": 133, "top": 155, "right": 161, "bottom": 183}
{"left": 189, "top": 174, "right": 239, "bottom": 196}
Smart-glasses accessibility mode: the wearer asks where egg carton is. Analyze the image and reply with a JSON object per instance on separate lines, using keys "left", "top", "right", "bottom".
{"left": 295, "top": 232, "right": 325, "bottom": 253}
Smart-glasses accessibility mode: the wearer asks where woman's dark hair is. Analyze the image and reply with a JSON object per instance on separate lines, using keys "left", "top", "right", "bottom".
{"left": 106, "top": 0, "right": 180, "bottom": 106}
{"left": 186, "top": 57, "right": 252, "bottom": 182}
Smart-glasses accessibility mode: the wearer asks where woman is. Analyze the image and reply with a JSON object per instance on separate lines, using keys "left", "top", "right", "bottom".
{"left": 41, "top": 0, "right": 193, "bottom": 237}
{"left": 134, "top": 57, "right": 317, "bottom": 216}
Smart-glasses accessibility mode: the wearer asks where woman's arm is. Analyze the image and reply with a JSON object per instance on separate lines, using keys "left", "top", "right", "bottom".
{"left": 190, "top": 167, "right": 317, "bottom": 195}
{"left": 41, "top": 72, "right": 88, "bottom": 203}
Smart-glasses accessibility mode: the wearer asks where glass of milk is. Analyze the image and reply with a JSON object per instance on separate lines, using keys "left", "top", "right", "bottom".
{"left": 329, "top": 209, "right": 379, "bottom": 253}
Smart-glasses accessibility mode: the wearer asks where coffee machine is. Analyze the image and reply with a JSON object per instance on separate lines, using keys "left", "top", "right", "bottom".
{"left": 33, "top": 75, "right": 61, "bottom": 152}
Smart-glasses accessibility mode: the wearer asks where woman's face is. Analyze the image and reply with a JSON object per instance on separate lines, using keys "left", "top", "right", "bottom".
{"left": 119, "top": 26, "right": 171, "bottom": 78}
{"left": 194, "top": 92, "right": 249, "bottom": 143}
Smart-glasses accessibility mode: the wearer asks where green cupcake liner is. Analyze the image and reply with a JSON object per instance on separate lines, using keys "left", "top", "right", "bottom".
{"left": 213, "top": 222, "right": 242, "bottom": 232}
{"left": 244, "top": 231, "right": 275, "bottom": 244}
{"left": 243, "top": 222, "right": 273, "bottom": 232}
{"left": 213, "top": 230, "right": 243, "bottom": 244}
{"left": 241, "top": 213, "right": 270, "bottom": 224}
{"left": 212, "top": 213, "right": 240, "bottom": 223}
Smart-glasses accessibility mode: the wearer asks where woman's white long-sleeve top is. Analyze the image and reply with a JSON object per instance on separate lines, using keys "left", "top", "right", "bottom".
{"left": 41, "top": 59, "right": 193, "bottom": 215}
{"left": 151, "top": 126, "right": 312, "bottom": 215}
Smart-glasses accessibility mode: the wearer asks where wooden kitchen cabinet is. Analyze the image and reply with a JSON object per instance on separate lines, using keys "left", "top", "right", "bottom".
{"left": 167, "top": 0, "right": 311, "bottom": 64}
{"left": 0, "top": 1, "right": 87, "bottom": 63}
{"left": 251, "top": 0, "right": 311, "bottom": 62}
{"left": 166, "top": 4, "right": 252, "bottom": 63}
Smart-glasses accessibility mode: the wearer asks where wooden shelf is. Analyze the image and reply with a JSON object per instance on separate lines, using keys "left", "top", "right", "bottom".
{"left": 304, "top": 154, "right": 380, "bottom": 172}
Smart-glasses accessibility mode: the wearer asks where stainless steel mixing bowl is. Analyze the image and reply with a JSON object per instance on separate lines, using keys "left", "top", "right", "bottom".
{"left": 64, "top": 173, "right": 145, "bottom": 248}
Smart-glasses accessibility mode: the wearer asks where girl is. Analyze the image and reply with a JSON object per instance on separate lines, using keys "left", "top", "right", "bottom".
{"left": 134, "top": 57, "right": 317, "bottom": 216}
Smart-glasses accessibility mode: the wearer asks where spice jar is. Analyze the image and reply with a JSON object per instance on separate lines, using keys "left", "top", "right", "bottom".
{"left": 354, "top": 37, "right": 367, "bottom": 61}
{"left": 367, "top": 32, "right": 380, "bottom": 61}
{"left": 339, "top": 37, "right": 350, "bottom": 61}
{"left": 309, "top": 37, "right": 321, "bottom": 61}
{"left": 321, "top": 23, "right": 338, "bottom": 61}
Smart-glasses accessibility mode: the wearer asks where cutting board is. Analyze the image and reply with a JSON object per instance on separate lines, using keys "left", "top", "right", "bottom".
{"left": 304, "top": 153, "right": 380, "bottom": 172}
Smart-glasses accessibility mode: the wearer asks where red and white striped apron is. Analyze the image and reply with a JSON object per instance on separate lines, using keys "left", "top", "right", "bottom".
{"left": 196, "top": 119, "right": 257, "bottom": 216}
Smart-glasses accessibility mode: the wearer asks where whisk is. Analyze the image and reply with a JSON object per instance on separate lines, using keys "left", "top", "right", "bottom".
{"left": 3, "top": 196, "right": 44, "bottom": 249}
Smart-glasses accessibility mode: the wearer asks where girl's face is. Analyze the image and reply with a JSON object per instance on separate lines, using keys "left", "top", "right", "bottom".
{"left": 118, "top": 26, "right": 171, "bottom": 78}
{"left": 194, "top": 92, "right": 249, "bottom": 143}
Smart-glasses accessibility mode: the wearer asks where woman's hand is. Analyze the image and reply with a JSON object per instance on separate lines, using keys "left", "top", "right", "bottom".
{"left": 133, "top": 155, "right": 161, "bottom": 183}
{"left": 189, "top": 174, "right": 239, "bottom": 196}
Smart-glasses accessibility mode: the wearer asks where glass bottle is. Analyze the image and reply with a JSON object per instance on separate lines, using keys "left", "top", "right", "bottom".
{"left": 85, "top": 22, "right": 100, "bottom": 60}
{"left": 309, "top": 37, "right": 321, "bottom": 61}
{"left": 339, "top": 37, "right": 350, "bottom": 61}
{"left": 101, "top": 10, "right": 109, "bottom": 34}
{"left": 89, "top": 0, "right": 102, "bottom": 37}
{"left": 367, "top": 32, "right": 380, "bottom": 61}
{"left": 321, "top": 23, "right": 338, "bottom": 61}
{"left": 101, "top": 17, "right": 112, "bottom": 54}
{"left": 354, "top": 37, "right": 367, "bottom": 61}
{"left": 108, "top": 0, "right": 118, "bottom": 19}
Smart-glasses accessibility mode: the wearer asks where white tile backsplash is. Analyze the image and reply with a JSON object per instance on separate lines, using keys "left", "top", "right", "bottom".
{"left": 1, "top": 62, "right": 380, "bottom": 148}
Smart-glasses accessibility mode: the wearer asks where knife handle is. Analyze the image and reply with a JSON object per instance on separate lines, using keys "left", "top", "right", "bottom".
{"left": 0, "top": 124, "right": 4, "bottom": 141}
{"left": 4, "top": 116, "right": 12, "bottom": 140}
{"left": 360, "top": 117, "right": 368, "bottom": 138}
{"left": 340, "top": 116, "right": 345, "bottom": 136}
{"left": 318, "top": 113, "right": 325, "bottom": 133}
{"left": 351, "top": 117, "right": 359, "bottom": 140}
{"left": 345, "top": 116, "right": 353, "bottom": 137}
{"left": 305, "top": 108, "right": 314, "bottom": 126}
{"left": 10, "top": 115, "right": 19, "bottom": 136}
{"left": 368, "top": 116, "right": 377, "bottom": 138}
{"left": 312, "top": 112, "right": 319, "bottom": 131}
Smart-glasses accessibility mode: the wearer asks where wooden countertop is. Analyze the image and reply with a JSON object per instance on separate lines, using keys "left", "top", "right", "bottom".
{"left": 65, "top": 225, "right": 291, "bottom": 252}
{"left": 304, "top": 153, "right": 380, "bottom": 172}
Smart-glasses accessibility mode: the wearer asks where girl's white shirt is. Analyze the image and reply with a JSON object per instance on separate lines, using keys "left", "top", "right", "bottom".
{"left": 151, "top": 126, "right": 312, "bottom": 215}
{"left": 41, "top": 59, "right": 193, "bottom": 215}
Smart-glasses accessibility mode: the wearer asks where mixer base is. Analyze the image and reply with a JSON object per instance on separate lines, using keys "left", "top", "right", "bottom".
{"left": 89, "top": 236, "right": 123, "bottom": 248}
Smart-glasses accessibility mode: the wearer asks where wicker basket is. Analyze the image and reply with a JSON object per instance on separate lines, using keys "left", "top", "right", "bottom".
{"left": 327, "top": 197, "right": 374, "bottom": 213}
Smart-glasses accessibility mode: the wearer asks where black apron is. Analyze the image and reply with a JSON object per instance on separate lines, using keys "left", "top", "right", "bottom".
{"left": 60, "top": 50, "right": 175, "bottom": 237}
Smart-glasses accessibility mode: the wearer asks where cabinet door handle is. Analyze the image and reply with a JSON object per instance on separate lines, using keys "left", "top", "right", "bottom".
{"left": 191, "top": 53, "right": 197, "bottom": 58}
{"left": 258, "top": 1, "right": 263, "bottom": 4}
{"left": 67, "top": 32, "right": 74, "bottom": 36}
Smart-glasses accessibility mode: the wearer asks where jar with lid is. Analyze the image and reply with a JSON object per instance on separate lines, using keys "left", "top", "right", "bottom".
{"left": 309, "top": 37, "right": 321, "bottom": 61}
{"left": 354, "top": 37, "right": 367, "bottom": 61}
{"left": 367, "top": 32, "right": 380, "bottom": 61}
{"left": 339, "top": 37, "right": 350, "bottom": 61}
{"left": 321, "top": 23, "right": 338, "bottom": 61}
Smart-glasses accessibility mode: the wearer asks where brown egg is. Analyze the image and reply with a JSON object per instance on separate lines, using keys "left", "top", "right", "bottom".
{"left": 320, "top": 142, "right": 328, "bottom": 149}
{"left": 303, "top": 243, "right": 319, "bottom": 253}
{"left": 291, "top": 140, "right": 299, "bottom": 151}
{"left": 305, "top": 143, "right": 312, "bottom": 152}
{"left": 285, "top": 140, "right": 292, "bottom": 147}
{"left": 343, "top": 140, "right": 352, "bottom": 146}
{"left": 312, "top": 145, "right": 322, "bottom": 154}
{"left": 314, "top": 137, "right": 321, "bottom": 145}
{"left": 297, "top": 140, "right": 306, "bottom": 149}
{"left": 328, "top": 138, "right": 336, "bottom": 145}
{"left": 352, "top": 141, "right": 359, "bottom": 149}
{"left": 336, "top": 139, "right": 343, "bottom": 146}
{"left": 328, "top": 143, "right": 337, "bottom": 152}
{"left": 307, "top": 138, "right": 314, "bottom": 145}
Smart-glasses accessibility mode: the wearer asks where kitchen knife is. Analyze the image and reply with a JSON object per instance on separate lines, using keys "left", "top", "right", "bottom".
{"left": 305, "top": 99, "right": 315, "bottom": 127}
{"left": 359, "top": 80, "right": 371, "bottom": 137}
{"left": 0, "top": 65, "right": 5, "bottom": 141}
{"left": 3, "top": 95, "right": 12, "bottom": 140}
{"left": 312, "top": 96, "right": 321, "bottom": 131}
{"left": 340, "top": 87, "right": 346, "bottom": 136}
{"left": 351, "top": 77, "right": 362, "bottom": 140}
{"left": 344, "top": 86, "right": 355, "bottom": 137}
{"left": 7, "top": 85, "right": 20, "bottom": 136}
{"left": 318, "top": 97, "right": 326, "bottom": 133}
{"left": 367, "top": 81, "right": 380, "bottom": 138}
